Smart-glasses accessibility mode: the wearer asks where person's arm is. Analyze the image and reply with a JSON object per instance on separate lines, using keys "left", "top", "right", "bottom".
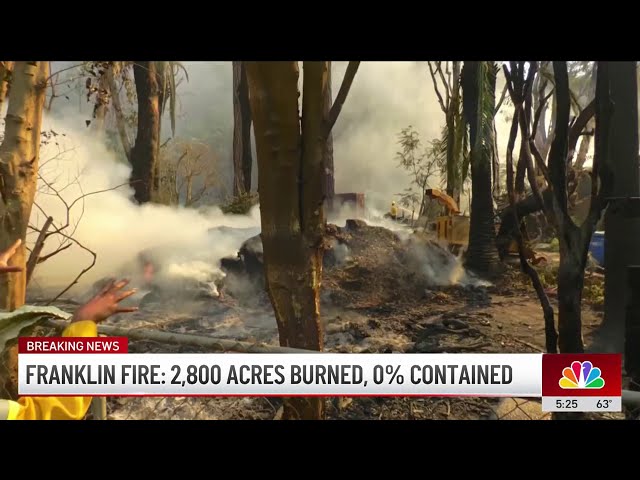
{"left": 0, "top": 277, "right": 137, "bottom": 420}
{"left": 2, "top": 320, "right": 98, "bottom": 420}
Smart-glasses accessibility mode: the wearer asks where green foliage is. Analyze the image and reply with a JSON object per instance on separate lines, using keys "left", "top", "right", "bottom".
{"left": 0, "top": 306, "right": 70, "bottom": 353}
{"left": 394, "top": 126, "right": 438, "bottom": 215}
{"left": 466, "top": 61, "right": 497, "bottom": 167}
{"left": 221, "top": 192, "right": 259, "bottom": 215}
{"left": 430, "top": 98, "right": 470, "bottom": 195}
{"left": 583, "top": 282, "right": 604, "bottom": 306}
{"left": 537, "top": 264, "right": 558, "bottom": 289}
{"left": 534, "top": 259, "right": 604, "bottom": 307}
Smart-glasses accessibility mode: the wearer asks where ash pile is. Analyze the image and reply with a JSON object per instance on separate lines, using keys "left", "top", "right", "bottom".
{"left": 87, "top": 218, "right": 480, "bottom": 313}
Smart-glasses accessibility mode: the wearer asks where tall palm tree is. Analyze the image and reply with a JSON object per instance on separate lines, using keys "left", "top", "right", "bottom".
{"left": 463, "top": 61, "right": 500, "bottom": 275}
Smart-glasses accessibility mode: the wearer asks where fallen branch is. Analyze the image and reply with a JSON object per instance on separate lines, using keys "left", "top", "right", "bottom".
{"left": 510, "top": 337, "right": 545, "bottom": 352}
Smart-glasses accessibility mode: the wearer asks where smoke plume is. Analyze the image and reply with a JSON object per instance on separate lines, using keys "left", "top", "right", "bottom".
{"left": 30, "top": 112, "right": 260, "bottom": 298}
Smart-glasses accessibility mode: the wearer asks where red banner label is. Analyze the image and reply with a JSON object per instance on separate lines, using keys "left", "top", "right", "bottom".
{"left": 18, "top": 337, "right": 128, "bottom": 354}
{"left": 542, "top": 354, "right": 621, "bottom": 397}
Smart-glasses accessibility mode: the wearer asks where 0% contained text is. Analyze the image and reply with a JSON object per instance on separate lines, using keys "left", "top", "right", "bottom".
{"left": 373, "top": 365, "right": 404, "bottom": 384}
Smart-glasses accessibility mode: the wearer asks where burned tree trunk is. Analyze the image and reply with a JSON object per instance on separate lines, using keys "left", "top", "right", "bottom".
{"left": 600, "top": 62, "right": 640, "bottom": 351}
{"left": 446, "top": 61, "right": 461, "bottom": 205}
{"left": 105, "top": 63, "right": 132, "bottom": 162}
{"left": 0, "top": 62, "right": 49, "bottom": 310}
{"left": 246, "top": 61, "right": 358, "bottom": 420}
{"left": 0, "top": 62, "right": 14, "bottom": 113}
{"left": 232, "top": 61, "right": 253, "bottom": 196}
{"left": 323, "top": 62, "right": 335, "bottom": 199}
{"left": 547, "top": 62, "right": 612, "bottom": 353}
{"left": 557, "top": 237, "right": 588, "bottom": 353}
{"left": 130, "top": 61, "right": 160, "bottom": 204}
{"left": 246, "top": 62, "right": 325, "bottom": 420}
{"left": 462, "top": 61, "right": 500, "bottom": 275}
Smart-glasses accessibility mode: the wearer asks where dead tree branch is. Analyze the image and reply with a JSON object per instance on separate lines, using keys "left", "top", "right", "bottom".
{"left": 428, "top": 62, "right": 449, "bottom": 113}
{"left": 46, "top": 232, "right": 97, "bottom": 304}
{"left": 504, "top": 66, "right": 558, "bottom": 354}
{"left": 26, "top": 216, "right": 54, "bottom": 285}
{"left": 325, "top": 61, "right": 360, "bottom": 137}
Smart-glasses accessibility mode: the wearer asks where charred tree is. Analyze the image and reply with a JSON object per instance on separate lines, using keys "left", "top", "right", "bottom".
{"left": 503, "top": 62, "right": 558, "bottom": 353}
{"left": 105, "top": 62, "right": 132, "bottom": 162}
{"left": 232, "top": 61, "right": 253, "bottom": 196}
{"left": 496, "top": 99, "right": 595, "bottom": 250}
{"left": 600, "top": 62, "right": 640, "bottom": 352}
{"left": 323, "top": 62, "right": 335, "bottom": 199}
{"left": 0, "top": 62, "right": 49, "bottom": 310}
{"left": 462, "top": 61, "right": 500, "bottom": 275}
{"left": 130, "top": 61, "right": 161, "bottom": 204}
{"left": 527, "top": 62, "right": 613, "bottom": 353}
{"left": 246, "top": 61, "right": 359, "bottom": 420}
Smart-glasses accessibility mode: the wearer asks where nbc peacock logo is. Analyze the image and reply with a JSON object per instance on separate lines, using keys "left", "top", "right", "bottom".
{"left": 559, "top": 361, "right": 605, "bottom": 389}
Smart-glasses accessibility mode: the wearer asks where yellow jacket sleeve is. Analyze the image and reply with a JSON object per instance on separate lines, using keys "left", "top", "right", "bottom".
{"left": 3, "top": 320, "right": 98, "bottom": 420}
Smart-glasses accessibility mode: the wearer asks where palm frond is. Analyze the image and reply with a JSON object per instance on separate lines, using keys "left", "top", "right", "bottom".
{"left": 172, "top": 61, "right": 190, "bottom": 82}
{"left": 168, "top": 62, "right": 177, "bottom": 137}
{"left": 477, "top": 62, "right": 497, "bottom": 162}
{"left": 461, "top": 121, "right": 471, "bottom": 184}
{"left": 463, "top": 61, "right": 497, "bottom": 168}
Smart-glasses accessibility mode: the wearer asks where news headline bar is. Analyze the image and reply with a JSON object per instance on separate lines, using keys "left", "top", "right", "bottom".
{"left": 16, "top": 338, "right": 623, "bottom": 403}
{"left": 19, "top": 353, "right": 541, "bottom": 397}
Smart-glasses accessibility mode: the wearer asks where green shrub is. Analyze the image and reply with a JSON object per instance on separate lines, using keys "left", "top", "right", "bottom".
{"left": 221, "top": 192, "right": 259, "bottom": 215}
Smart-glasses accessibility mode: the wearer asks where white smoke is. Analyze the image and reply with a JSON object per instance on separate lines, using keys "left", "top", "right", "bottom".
{"left": 29, "top": 112, "right": 260, "bottom": 298}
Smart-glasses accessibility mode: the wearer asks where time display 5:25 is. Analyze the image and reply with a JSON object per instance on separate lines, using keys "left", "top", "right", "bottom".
{"left": 556, "top": 399, "right": 578, "bottom": 409}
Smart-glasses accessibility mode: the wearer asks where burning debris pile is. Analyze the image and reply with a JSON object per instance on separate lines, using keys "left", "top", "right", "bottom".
{"left": 83, "top": 217, "right": 490, "bottom": 349}
{"left": 85, "top": 217, "right": 488, "bottom": 316}
{"left": 213, "top": 218, "right": 488, "bottom": 311}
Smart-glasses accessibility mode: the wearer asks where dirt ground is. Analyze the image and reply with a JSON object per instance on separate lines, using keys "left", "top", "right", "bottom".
{"left": 20, "top": 220, "right": 624, "bottom": 420}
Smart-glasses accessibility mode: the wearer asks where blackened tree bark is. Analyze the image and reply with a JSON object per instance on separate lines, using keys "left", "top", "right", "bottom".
{"left": 496, "top": 100, "right": 595, "bottom": 249}
{"left": 130, "top": 61, "right": 160, "bottom": 204}
{"left": 529, "top": 62, "right": 613, "bottom": 353}
{"left": 600, "top": 62, "right": 640, "bottom": 351}
{"left": 232, "top": 61, "right": 253, "bottom": 196}
{"left": 502, "top": 62, "right": 558, "bottom": 353}
{"left": 323, "top": 62, "right": 335, "bottom": 199}
{"left": 462, "top": 61, "right": 500, "bottom": 275}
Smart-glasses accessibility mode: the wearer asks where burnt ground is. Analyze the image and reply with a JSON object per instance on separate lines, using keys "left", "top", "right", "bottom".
{"left": 23, "top": 220, "right": 622, "bottom": 420}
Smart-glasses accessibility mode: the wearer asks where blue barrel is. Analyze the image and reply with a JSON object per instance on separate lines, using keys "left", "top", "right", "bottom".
{"left": 589, "top": 231, "right": 605, "bottom": 266}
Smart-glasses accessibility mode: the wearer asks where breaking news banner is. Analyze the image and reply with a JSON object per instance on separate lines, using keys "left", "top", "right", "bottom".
{"left": 16, "top": 338, "right": 622, "bottom": 411}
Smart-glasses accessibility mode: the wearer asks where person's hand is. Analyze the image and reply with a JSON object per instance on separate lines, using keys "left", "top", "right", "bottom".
{"left": 71, "top": 278, "right": 138, "bottom": 324}
{"left": 0, "top": 239, "right": 23, "bottom": 273}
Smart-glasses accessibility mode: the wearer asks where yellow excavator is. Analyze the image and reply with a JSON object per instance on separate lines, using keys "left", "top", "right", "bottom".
{"left": 423, "top": 189, "right": 545, "bottom": 263}
{"left": 425, "top": 189, "right": 470, "bottom": 254}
